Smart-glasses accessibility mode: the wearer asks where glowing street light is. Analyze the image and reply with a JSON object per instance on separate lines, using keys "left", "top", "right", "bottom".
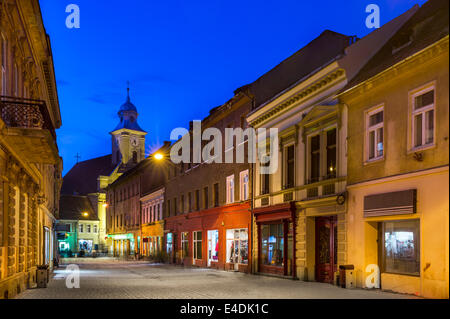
{"left": 153, "top": 153, "right": 164, "bottom": 161}
{"left": 82, "top": 211, "right": 89, "bottom": 217}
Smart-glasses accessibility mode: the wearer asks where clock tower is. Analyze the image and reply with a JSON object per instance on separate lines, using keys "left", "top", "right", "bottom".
{"left": 110, "top": 86, "right": 147, "bottom": 169}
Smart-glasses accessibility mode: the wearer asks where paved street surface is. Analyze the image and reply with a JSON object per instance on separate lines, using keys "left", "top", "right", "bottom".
{"left": 17, "top": 258, "right": 415, "bottom": 299}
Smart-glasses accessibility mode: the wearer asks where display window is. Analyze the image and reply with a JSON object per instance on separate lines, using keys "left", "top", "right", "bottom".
{"left": 166, "top": 233, "right": 173, "bottom": 255}
{"left": 79, "top": 239, "right": 93, "bottom": 253}
{"left": 381, "top": 219, "right": 420, "bottom": 276}
{"left": 207, "top": 230, "right": 219, "bottom": 266}
{"left": 226, "top": 229, "right": 248, "bottom": 265}
{"left": 261, "top": 223, "right": 284, "bottom": 267}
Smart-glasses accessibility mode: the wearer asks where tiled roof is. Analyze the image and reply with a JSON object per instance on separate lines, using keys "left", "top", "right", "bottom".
{"left": 345, "top": 0, "right": 449, "bottom": 90}
{"left": 248, "top": 30, "right": 352, "bottom": 109}
{"left": 61, "top": 154, "right": 116, "bottom": 195}
{"left": 59, "top": 195, "right": 98, "bottom": 221}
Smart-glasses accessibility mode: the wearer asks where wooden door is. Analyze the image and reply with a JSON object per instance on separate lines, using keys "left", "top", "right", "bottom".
{"left": 315, "top": 216, "right": 337, "bottom": 283}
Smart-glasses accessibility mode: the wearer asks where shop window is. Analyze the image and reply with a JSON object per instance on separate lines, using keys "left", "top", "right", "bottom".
{"left": 381, "top": 220, "right": 420, "bottom": 276}
{"left": 240, "top": 170, "right": 249, "bottom": 201}
{"left": 412, "top": 86, "right": 435, "bottom": 149}
{"left": 193, "top": 231, "right": 202, "bottom": 260}
{"left": 366, "top": 106, "right": 384, "bottom": 161}
{"left": 226, "top": 175, "right": 234, "bottom": 204}
{"left": 181, "top": 232, "right": 189, "bottom": 258}
{"left": 207, "top": 230, "right": 219, "bottom": 265}
{"left": 166, "top": 233, "right": 173, "bottom": 255}
{"left": 261, "top": 223, "right": 284, "bottom": 267}
{"left": 226, "top": 229, "right": 248, "bottom": 264}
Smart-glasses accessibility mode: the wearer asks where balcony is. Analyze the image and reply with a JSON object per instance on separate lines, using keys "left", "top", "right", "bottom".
{"left": 0, "top": 96, "right": 59, "bottom": 164}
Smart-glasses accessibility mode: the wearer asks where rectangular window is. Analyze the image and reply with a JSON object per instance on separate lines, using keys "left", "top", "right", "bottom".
{"left": 412, "top": 87, "right": 435, "bottom": 148}
{"left": 226, "top": 228, "right": 248, "bottom": 264}
{"left": 188, "top": 192, "right": 192, "bottom": 212}
{"left": 174, "top": 198, "right": 177, "bottom": 215}
{"left": 240, "top": 170, "right": 249, "bottom": 201}
{"left": 195, "top": 190, "right": 200, "bottom": 211}
{"left": 167, "top": 199, "right": 171, "bottom": 217}
{"left": 213, "top": 183, "right": 219, "bottom": 207}
{"left": 226, "top": 175, "right": 234, "bottom": 204}
{"left": 93, "top": 225, "right": 98, "bottom": 233}
{"left": 366, "top": 107, "right": 384, "bottom": 161}
{"left": 181, "top": 232, "right": 189, "bottom": 258}
{"left": 1, "top": 36, "right": 6, "bottom": 96}
{"left": 381, "top": 220, "right": 420, "bottom": 276}
{"left": 87, "top": 225, "right": 91, "bottom": 233}
{"left": 260, "top": 153, "right": 270, "bottom": 195}
{"left": 203, "top": 187, "right": 209, "bottom": 209}
{"left": 79, "top": 224, "right": 84, "bottom": 233}
{"left": 326, "top": 128, "right": 337, "bottom": 179}
{"left": 193, "top": 231, "right": 202, "bottom": 260}
{"left": 260, "top": 223, "right": 284, "bottom": 267}
{"left": 310, "top": 134, "right": 321, "bottom": 183}
{"left": 284, "top": 145, "right": 295, "bottom": 188}
{"left": 180, "top": 195, "right": 185, "bottom": 213}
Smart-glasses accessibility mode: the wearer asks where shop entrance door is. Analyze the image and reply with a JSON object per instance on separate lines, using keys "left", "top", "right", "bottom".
{"left": 315, "top": 216, "right": 337, "bottom": 283}
{"left": 207, "top": 230, "right": 219, "bottom": 267}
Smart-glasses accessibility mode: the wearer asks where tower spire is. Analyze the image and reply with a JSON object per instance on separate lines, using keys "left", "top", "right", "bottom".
{"left": 126, "top": 80, "right": 130, "bottom": 101}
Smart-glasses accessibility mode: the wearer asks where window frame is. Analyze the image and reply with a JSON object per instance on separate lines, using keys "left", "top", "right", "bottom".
{"left": 410, "top": 83, "right": 436, "bottom": 151}
{"left": 283, "top": 143, "right": 295, "bottom": 189}
{"left": 181, "top": 232, "right": 189, "bottom": 258}
{"left": 226, "top": 175, "right": 235, "bottom": 204}
{"left": 193, "top": 231, "right": 203, "bottom": 261}
{"left": 365, "top": 104, "right": 385, "bottom": 163}
{"left": 239, "top": 170, "right": 249, "bottom": 201}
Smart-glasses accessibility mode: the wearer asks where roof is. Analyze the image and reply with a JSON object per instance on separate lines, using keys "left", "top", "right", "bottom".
{"left": 113, "top": 91, "right": 146, "bottom": 133}
{"left": 345, "top": 0, "right": 449, "bottom": 90}
{"left": 248, "top": 30, "right": 352, "bottom": 109}
{"left": 112, "top": 117, "right": 146, "bottom": 133}
{"left": 59, "top": 195, "right": 98, "bottom": 221}
{"left": 61, "top": 154, "right": 116, "bottom": 195}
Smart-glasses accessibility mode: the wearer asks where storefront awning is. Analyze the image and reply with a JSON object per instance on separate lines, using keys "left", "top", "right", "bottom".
{"left": 254, "top": 202, "right": 295, "bottom": 222}
{"left": 107, "top": 233, "right": 135, "bottom": 240}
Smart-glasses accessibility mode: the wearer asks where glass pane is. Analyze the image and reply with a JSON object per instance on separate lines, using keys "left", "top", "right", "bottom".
{"left": 425, "top": 110, "right": 434, "bottom": 145}
{"left": 369, "top": 130, "right": 375, "bottom": 159}
{"left": 383, "top": 220, "right": 420, "bottom": 275}
{"left": 414, "top": 90, "right": 434, "bottom": 110}
{"left": 369, "top": 111, "right": 383, "bottom": 126}
{"left": 414, "top": 114, "right": 423, "bottom": 147}
{"left": 376, "top": 128, "right": 383, "bottom": 157}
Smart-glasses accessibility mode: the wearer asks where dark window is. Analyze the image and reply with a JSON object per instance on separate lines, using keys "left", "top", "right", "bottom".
{"left": 132, "top": 151, "right": 137, "bottom": 163}
{"left": 180, "top": 195, "right": 184, "bottom": 213}
{"left": 195, "top": 190, "right": 200, "bottom": 211}
{"left": 167, "top": 199, "right": 171, "bottom": 217}
{"left": 310, "top": 135, "right": 321, "bottom": 183}
{"left": 188, "top": 192, "right": 192, "bottom": 212}
{"left": 285, "top": 145, "right": 295, "bottom": 188}
{"left": 203, "top": 187, "right": 209, "bottom": 209}
{"left": 173, "top": 198, "right": 177, "bottom": 215}
{"left": 213, "top": 183, "right": 219, "bottom": 207}
{"left": 326, "top": 129, "right": 337, "bottom": 179}
{"left": 261, "top": 155, "right": 270, "bottom": 195}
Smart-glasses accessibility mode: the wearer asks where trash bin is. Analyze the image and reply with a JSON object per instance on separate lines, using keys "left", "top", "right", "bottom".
{"left": 36, "top": 265, "right": 49, "bottom": 288}
{"left": 339, "top": 265, "right": 355, "bottom": 289}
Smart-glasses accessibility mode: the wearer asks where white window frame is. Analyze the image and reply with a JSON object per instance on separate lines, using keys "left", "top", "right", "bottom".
{"left": 410, "top": 84, "right": 435, "bottom": 151}
{"left": 306, "top": 125, "right": 338, "bottom": 183}
{"left": 79, "top": 224, "right": 84, "bottom": 233}
{"left": 226, "top": 174, "right": 235, "bottom": 204}
{"left": 239, "top": 170, "right": 249, "bottom": 201}
{"left": 181, "top": 232, "right": 189, "bottom": 258}
{"left": 193, "top": 231, "right": 202, "bottom": 261}
{"left": 365, "top": 104, "right": 384, "bottom": 162}
{"left": 87, "top": 224, "right": 91, "bottom": 233}
{"left": 93, "top": 224, "right": 98, "bottom": 233}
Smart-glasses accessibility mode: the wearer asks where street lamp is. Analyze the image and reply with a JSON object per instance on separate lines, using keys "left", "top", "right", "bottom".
{"left": 82, "top": 211, "right": 89, "bottom": 217}
{"left": 153, "top": 152, "right": 164, "bottom": 161}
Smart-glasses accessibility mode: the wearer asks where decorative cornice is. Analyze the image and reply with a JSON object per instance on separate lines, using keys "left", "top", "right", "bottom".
{"left": 249, "top": 69, "right": 345, "bottom": 127}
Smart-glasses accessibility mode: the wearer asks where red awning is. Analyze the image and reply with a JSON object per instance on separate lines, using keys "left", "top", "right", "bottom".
{"left": 254, "top": 202, "right": 295, "bottom": 222}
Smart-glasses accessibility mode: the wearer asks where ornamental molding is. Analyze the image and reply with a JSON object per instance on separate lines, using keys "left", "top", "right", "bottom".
{"left": 249, "top": 68, "right": 345, "bottom": 127}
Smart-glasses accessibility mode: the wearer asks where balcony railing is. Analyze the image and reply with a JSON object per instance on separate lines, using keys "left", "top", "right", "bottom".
{"left": 0, "top": 95, "right": 56, "bottom": 139}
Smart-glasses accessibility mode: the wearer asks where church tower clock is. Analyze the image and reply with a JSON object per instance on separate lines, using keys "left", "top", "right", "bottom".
{"left": 110, "top": 86, "right": 147, "bottom": 169}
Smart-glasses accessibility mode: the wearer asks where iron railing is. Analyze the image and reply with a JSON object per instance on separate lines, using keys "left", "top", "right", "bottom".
{"left": 0, "top": 95, "right": 56, "bottom": 140}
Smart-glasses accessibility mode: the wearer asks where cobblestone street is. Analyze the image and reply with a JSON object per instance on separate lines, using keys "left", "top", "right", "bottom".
{"left": 16, "top": 258, "right": 416, "bottom": 299}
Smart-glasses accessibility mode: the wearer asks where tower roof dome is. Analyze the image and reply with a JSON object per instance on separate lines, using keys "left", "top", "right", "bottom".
{"left": 118, "top": 88, "right": 138, "bottom": 113}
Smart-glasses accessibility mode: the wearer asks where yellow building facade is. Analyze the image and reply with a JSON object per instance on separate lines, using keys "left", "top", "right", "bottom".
{"left": 0, "top": 0, "right": 62, "bottom": 298}
{"left": 340, "top": 21, "right": 449, "bottom": 299}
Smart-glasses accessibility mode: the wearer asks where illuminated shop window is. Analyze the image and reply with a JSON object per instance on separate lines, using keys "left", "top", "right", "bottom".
{"left": 226, "top": 229, "right": 248, "bottom": 265}
{"left": 381, "top": 220, "right": 420, "bottom": 276}
{"left": 193, "top": 231, "right": 202, "bottom": 260}
{"left": 261, "top": 224, "right": 284, "bottom": 267}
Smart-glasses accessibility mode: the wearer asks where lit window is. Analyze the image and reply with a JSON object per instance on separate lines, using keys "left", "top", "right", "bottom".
{"left": 381, "top": 220, "right": 420, "bottom": 275}
{"left": 412, "top": 87, "right": 435, "bottom": 149}
{"left": 226, "top": 229, "right": 248, "bottom": 264}
{"left": 240, "top": 170, "right": 249, "bottom": 201}
{"left": 308, "top": 128, "right": 337, "bottom": 183}
{"left": 181, "top": 232, "right": 189, "bottom": 258}
{"left": 226, "top": 175, "right": 234, "bottom": 204}
{"left": 193, "top": 231, "right": 202, "bottom": 260}
{"left": 366, "top": 106, "right": 384, "bottom": 161}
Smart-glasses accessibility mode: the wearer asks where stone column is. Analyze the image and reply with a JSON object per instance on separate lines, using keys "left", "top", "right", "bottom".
{"left": 7, "top": 183, "right": 17, "bottom": 277}
{"left": 295, "top": 208, "right": 307, "bottom": 280}
{"left": 337, "top": 212, "right": 347, "bottom": 266}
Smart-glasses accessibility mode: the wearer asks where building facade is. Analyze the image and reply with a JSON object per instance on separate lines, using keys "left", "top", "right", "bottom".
{"left": 340, "top": 0, "right": 449, "bottom": 298}
{"left": 0, "top": 0, "right": 62, "bottom": 299}
{"left": 140, "top": 187, "right": 165, "bottom": 257}
{"left": 164, "top": 89, "right": 253, "bottom": 272}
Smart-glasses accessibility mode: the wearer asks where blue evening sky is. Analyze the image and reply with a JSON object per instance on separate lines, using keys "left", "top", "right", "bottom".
{"left": 39, "top": 0, "right": 427, "bottom": 175}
